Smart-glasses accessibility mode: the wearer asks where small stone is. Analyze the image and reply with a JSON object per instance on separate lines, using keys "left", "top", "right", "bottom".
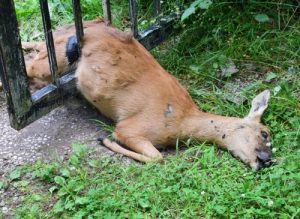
{"left": 2, "top": 206, "right": 8, "bottom": 213}
{"left": 288, "top": 66, "right": 296, "bottom": 74}
{"left": 268, "top": 200, "right": 274, "bottom": 207}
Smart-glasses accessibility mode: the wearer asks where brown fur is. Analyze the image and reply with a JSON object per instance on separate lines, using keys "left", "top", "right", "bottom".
{"left": 24, "top": 19, "right": 273, "bottom": 170}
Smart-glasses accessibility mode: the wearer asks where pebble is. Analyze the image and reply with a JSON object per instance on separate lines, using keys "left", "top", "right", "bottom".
{"left": 2, "top": 206, "right": 8, "bottom": 214}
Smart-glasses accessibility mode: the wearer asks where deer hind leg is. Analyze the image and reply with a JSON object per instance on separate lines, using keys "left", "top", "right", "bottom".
{"left": 100, "top": 131, "right": 163, "bottom": 163}
{"left": 22, "top": 42, "right": 44, "bottom": 51}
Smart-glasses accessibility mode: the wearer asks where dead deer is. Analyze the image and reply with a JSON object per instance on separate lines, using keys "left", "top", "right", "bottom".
{"left": 24, "top": 19, "right": 273, "bottom": 170}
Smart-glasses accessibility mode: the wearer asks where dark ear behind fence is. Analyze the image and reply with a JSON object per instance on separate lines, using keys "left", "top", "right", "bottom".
{"left": 66, "top": 35, "right": 79, "bottom": 65}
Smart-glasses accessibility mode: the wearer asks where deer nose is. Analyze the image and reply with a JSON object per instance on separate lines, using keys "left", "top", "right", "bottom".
{"left": 256, "top": 147, "right": 272, "bottom": 168}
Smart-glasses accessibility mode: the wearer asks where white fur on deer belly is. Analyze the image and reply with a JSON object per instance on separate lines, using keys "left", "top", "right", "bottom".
{"left": 78, "top": 84, "right": 118, "bottom": 120}
{"left": 76, "top": 69, "right": 118, "bottom": 121}
{"left": 77, "top": 84, "right": 116, "bottom": 120}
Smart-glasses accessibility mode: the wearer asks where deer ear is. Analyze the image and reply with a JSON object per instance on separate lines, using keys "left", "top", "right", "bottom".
{"left": 246, "top": 90, "right": 270, "bottom": 122}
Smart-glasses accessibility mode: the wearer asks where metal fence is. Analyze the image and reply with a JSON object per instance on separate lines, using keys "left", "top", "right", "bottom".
{"left": 0, "top": 0, "right": 179, "bottom": 130}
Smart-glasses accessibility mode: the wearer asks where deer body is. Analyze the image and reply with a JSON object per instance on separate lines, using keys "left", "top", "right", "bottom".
{"left": 24, "top": 20, "right": 273, "bottom": 169}
{"left": 76, "top": 24, "right": 197, "bottom": 145}
{"left": 74, "top": 22, "right": 272, "bottom": 169}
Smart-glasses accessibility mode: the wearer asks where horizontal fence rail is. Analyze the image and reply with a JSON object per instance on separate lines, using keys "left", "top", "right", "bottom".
{"left": 0, "top": 0, "right": 180, "bottom": 130}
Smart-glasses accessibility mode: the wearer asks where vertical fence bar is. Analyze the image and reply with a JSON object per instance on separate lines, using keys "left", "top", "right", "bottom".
{"left": 39, "top": 0, "right": 59, "bottom": 87}
{"left": 102, "top": 0, "right": 112, "bottom": 25}
{"left": 177, "top": 0, "right": 184, "bottom": 11}
{"left": 128, "top": 0, "right": 138, "bottom": 37}
{"left": 154, "top": 0, "right": 161, "bottom": 16}
{"left": 0, "top": 0, "right": 32, "bottom": 129}
{"left": 72, "top": 0, "right": 84, "bottom": 56}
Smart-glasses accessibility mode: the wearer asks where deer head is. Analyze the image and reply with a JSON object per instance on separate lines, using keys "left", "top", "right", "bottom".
{"left": 220, "top": 90, "right": 272, "bottom": 170}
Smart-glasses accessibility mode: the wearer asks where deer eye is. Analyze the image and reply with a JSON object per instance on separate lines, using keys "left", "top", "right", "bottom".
{"left": 261, "top": 131, "right": 268, "bottom": 139}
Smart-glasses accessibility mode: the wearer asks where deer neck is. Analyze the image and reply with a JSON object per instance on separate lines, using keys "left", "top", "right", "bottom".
{"left": 180, "top": 111, "right": 241, "bottom": 149}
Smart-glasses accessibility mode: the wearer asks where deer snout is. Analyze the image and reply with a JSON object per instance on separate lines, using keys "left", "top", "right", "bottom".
{"left": 256, "top": 147, "right": 272, "bottom": 168}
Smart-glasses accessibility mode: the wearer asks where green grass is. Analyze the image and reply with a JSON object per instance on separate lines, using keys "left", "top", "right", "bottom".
{"left": 2, "top": 0, "right": 299, "bottom": 218}
{"left": 15, "top": 0, "right": 179, "bottom": 41}
{"left": 5, "top": 143, "right": 300, "bottom": 218}
{"left": 15, "top": 0, "right": 129, "bottom": 41}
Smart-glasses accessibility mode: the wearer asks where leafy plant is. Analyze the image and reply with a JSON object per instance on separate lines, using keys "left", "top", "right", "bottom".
{"left": 254, "top": 13, "right": 270, "bottom": 23}
{"left": 9, "top": 168, "right": 21, "bottom": 181}
{"left": 181, "top": 0, "right": 212, "bottom": 21}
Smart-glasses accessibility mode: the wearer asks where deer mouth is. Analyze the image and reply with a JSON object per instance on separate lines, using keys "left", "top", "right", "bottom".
{"left": 256, "top": 157, "right": 273, "bottom": 169}
{"left": 255, "top": 146, "right": 273, "bottom": 170}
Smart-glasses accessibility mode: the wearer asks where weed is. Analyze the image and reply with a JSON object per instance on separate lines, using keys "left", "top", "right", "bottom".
{"left": 91, "top": 119, "right": 115, "bottom": 137}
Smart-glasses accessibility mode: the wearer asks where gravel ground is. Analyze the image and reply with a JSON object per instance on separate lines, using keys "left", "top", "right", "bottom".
{"left": 0, "top": 91, "right": 115, "bottom": 216}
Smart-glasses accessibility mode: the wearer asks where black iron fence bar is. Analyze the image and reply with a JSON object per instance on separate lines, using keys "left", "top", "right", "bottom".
{"left": 72, "top": 0, "right": 84, "bottom": 56}
{"left": 39, "top": 0, "right": 59, "bottom": 87}
{"left": 0, "top": 0, "right": 32, "bottom": 128}
{"left": 102, "top": 0, "right": 112, "bottom": 25}
{"left": 128, "top": 0, "right": 138, "bottom": 37}
{"left": 154, "top": 0, "right": 161, "bottom": 16}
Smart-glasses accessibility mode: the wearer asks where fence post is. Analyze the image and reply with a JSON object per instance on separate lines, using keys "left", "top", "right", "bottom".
{"left": 102, "top": 0, "right": 112, "bottom": 25}
{"left": 154, "top": 0, "right": 161, "bottom": 16}
{"left": 72, "top": 0, "right": 84, "bottom": 56}
{"left": 39, "top": 0, "right": 59, "bottom": 87}
{"left": 0, "top": 0, "right": 32, "bottom": 129}
{"left": 128, "top": 0, "right": 138, "bottom": 37}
